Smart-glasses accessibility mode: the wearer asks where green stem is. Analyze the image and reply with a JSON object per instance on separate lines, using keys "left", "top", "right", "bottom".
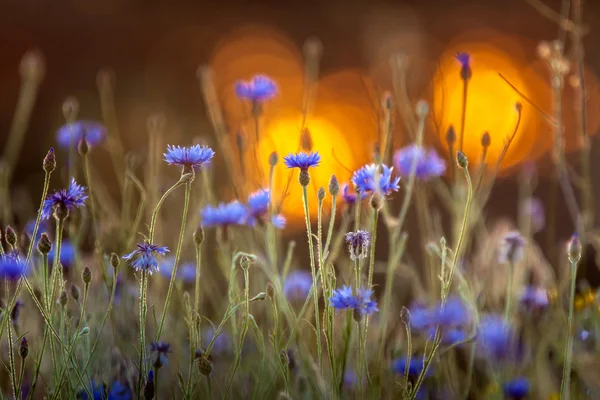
{"left": 156, "top": 183, "right": 192, "bottom": 341}
{"left": 148, "top": 180, "right": 185, "bottom": 243}
{"left": 301, "top": 184, "right": 322, "bottom": 371}
{"left": 337, "top": 311, "right": 353, "bottom": 396}
{"left": 560, "top": 261, "right": 578, "bottom": 400}
{"left": 6, "top": 282, "right": 18, "bottom": 400}
{"left": 138, "top": 271, "right": 148, "bottom": 399}
{"left": 323, "top": 194, "right": 337, "bottom": 260}
{"left": 366, "top": 209, "right": 379, "bottom": 291}
{"left": 194, "top": 240, "right": 202, "bottom": 319}
{"left": 504, "top": 261, "right": 515, "bottom": 320}
{"left": 49, "top": 217, "right": 65, "bottom": 383}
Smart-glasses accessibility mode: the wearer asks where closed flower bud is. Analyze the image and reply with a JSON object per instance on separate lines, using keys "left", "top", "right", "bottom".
{"left": 43, "top": 148, "right": 56, "bottom": 173}
{"left": 255, "top": 292, "right": 267, "bottom": 301}
{"left": 445, "top": 126, "right": 456, "bottom": 146}
{"left": 194, "top": 226, "right": 204, "bottom": 246}
{"left": 456, "top": 151, "right": 468, "bottom": 169}
{"left": 110, "top": 253, "right": 120, "bottom": 270}
{"left": 329, "top": 175, "right": 339, "bottom": 196}
{"left": 382, "top": 92, "right": 393, "bottom": 110}
{"left": 299, "top": 169, "right": 310, "bottom": 187}
{"left": 197, "top": 355, "right": 213, "bottom": 376}
{"left": 481, "top": 131, "right": 491, "bottom": 148}
{"left": 415, "top": 100, "right": 429, "bottom": 118}
{"left": 266, "top": 282, "right": 275, "bottom": 299}
{"left": 269, "top": 151, "right": 279, "bottom": 167}
{"left": 239, "top": 254, "right": 255, "bottom": 270}
{"left": 82, "top": 266, "right": 92, "bottom": 284}
{"left": 179, "top": 172, "right": 195, "bottom": 184}
{"left": 62, "top": 96, "right": 79, "bottom": 122}
{"left": 370, "top": 193, "right": 384, "bottom": 211}
{"left": 19, "top": 337, "right": 28, "bottom": 359}
{"left": 78, "top": 139, "right": 89, "bottom": 156}
{"left": 59, "top": 290, "right": 68, "bottom": 307}
{"left": 568, "top": 233, "right": 582, "bottom": 264}
{"left": 317, "top": 187, "right": 326, "bottom": 201}
{"left": 70, "top": 284, "right": 80, "bottom": 301}
{"left": 353, "top": 308, "right": 363, "bottom": 323}
{"left": 144, "top": 372, "right": 155, "bottom": 399}
{"left": 5, "top": 226, "right": 17, "bottom": 248}
{"left": 37, "top": 233, "right": 52, "bottom": 255}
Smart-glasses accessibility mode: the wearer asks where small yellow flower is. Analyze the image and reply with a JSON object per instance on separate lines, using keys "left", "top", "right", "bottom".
{"left": 575, "top": 295, "right": 586, "bottom": 311}
{"left": 547, "top": 393, "right": 560, "bottom": 400}
{"left": 548, "top": 288, "right": 558, "bottom": 303}
{"left": 584, "top": 289, "right": 595, "bottom": 305}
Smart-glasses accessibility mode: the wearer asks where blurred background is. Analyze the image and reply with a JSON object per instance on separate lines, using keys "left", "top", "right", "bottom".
{"left": 2, "top": 0, "right": 600, "bottom": 280}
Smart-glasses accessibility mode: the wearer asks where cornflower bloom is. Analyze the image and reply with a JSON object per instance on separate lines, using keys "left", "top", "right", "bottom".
{"left": 56, "top": 121, "right": 106, "bottom": 149}
{"left": 245, "top": 189, "right": 286, "bottom": 229}
{"left": 48, "top": 239, "right": 75, "bottom": 269}
{"left": 393, "top": 144, "right": 446, "bottom": 180}
{"left": 502, "top": 377, "right": 530, "bottom": 400}
{"left": 0, "top": 251, "right": 29, "bottom": 281}
{"left": 283, "top": 270, "right": 313, "bottom": 302}
{"left": 329, "top": 285, "right": 378, "bottom": 316}
{"left": 519, "top": 286, "right": 549, "bottom": 312}
{"left": 498, "top": 231, "right": 526, "bottom": 264}
{"left": 456, "top": 52, "right": 472, "bottom": 80}
{"left": 159, "top": 258, "right": 196, "bottom": 283}
{"left": 200, "top": 201, "right": 247, "bottom": 228}
{"left": 392, "top": 356, "right": 432, "bottom": 378}
{"left": 283, "top": 151, "right": 321, "bottom": 171}
{"left": 351, "top": 163, "right": 400, "bottom": 195}
{"left": 150, "top": 341, "right": 172, "bottom": 368}
{"left": 345, "top": 230, "right": 370, "bottom": 260}
{"left": 234, "top": 75, "right": 278, "bottom": 102}
{"left": 123, "top": 243, "right": 169, "bottom": 275}
{"left": 341, "top": 184, "right": 367, "bottom": 206}
{"left": 163, "top": 144, "right": 214, "bottom": 170}
{"left": 41, "top": 178, "right": 88, "bottom": 220}
{"left": 476, "top": 314, "right": 518, "bottom": 362}
{"left": 409, "top": 296, "right": 471, "bottom": 346}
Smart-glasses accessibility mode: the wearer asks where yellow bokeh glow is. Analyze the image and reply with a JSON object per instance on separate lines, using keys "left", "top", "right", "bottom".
{"left": 255, "top": 117, "right": 356, "bottom": 221}
{"left": 433, "top": 43, "right": 538, "bottom": 170}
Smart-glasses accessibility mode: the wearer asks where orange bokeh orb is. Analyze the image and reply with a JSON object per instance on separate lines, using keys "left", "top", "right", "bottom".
{"left": 432, "top": 34, "right": 552, "bottom": 172}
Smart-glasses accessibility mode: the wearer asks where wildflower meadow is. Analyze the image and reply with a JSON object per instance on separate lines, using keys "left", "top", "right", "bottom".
{"left": 1, "top": 3, "right": 600, "bottom": 400}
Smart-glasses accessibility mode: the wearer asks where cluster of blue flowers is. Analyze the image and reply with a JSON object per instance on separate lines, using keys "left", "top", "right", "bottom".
{"left": 329, "top": 286, "right": 378, "bottom": 317}
{"left": 408, "top": 296, "right": 471, "bottom": 346}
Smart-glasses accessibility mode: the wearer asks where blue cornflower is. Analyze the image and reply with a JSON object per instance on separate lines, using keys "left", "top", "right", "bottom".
{"left": 247, "top": 189, "right": 270, "bottom": 217}
{"left": 56, "top": 121, "right": 106, "bottom": 149}
{"left": 283, "top": 270, "right": 312, "bottom": 302}
{"left": 393, "top": 145, "right": 446, "bottom": 180}
{"left": 502, "top": 377, "right": 530, "bottom": 400}
{"left": 351, "top": 164, "right": 400, "bottom": 195}
{"left": 498, "top": 231, "right": 526, "bottom": 264}
{"left": 476, "top": 314, "right": 515, "bottom": 361}
{"left": 392, "top": 356, "right": 432, "bottom": 378}
{"left": 150, "top": 341, "right": 172, "bottom": 368}
{"left": 435, "top": 296, "right": 471, "bottom": 327}
{"left": 159, "top": 258, "right": 196, "bottom": 283}
{"left": 283, "top": 152, "right": 321, "bottom": 171}
{"left": 163, "top": 144, "right": 214, "bottom": 169}
{"left": 107, "top": 381, "right": 132, "bottom": 400}
{"left": 0, "top": 251, "right": 29, "bottom": 281}
{"left": 122, "top": 243, "right": 169, "bottom": 275}
{"left": 522, "top": 197, "right": 545, "bottom": 233}
{"left": 345, "top": 230, "right": 370, "bottom": 260}
{"left": 201, "top": 201, "right": 247, "bottom": 228}
{"left": 271, "top": 214, "right": 286, "bottom": 229}
{"left": 408, "top": 296, "right": 471, "bottom": 346}
{"left": 456, "top": 52, "right": 470, "bottom": 69}
{"left": 519, "top": 286, "right": 549, "bottom": 311}
{"left": 49, "top": 239, "right": 76, "bottom": 268}
{"left": 341, "top": 184, "right": 367, "bottom": 206}
{"left": 329, "top": 285, "right": 378, "bottom": 316}
{"left": 235, "top": 75, "right": 278, "bottom": 102}
{"left": 42, "top": 178, "right": 88, "bottom": 220}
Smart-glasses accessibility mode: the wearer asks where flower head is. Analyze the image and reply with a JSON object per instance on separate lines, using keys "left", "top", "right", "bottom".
{"left": 455, "top": 52, "right": 470, "bottom": 69}
{"left": 163, "top": 144, "right": 215, "bottom": 169}
{"left": 56, "top": 121, "right": 106, "bottom": 149}
{"left": 329, "top": 285, "right": 378, "bottom": 316}
{"left": 351, "top": 164, "right": 400, "bottom": 195}
{"left": 123, "top": 242, "right": 169, "bottom": 274}
{"left": 247, "top": 189, "right": 270, "bottom": 218}
{"left": 329, "top": 285, "right": 356, "bottom": 310}
{"left": 409, "top": 296, "right": 471, "bottom": 346}
{"left": 476, "top": 314, "right": 516, "bottom": 361}
{"left": 0, "top": 251, "right": 29, "bottom": 281}
{"left": 392, "top": 356, "right": 432, "bottom": 378}
{"left": 521, "top": 197, "right": 545, "bottom": 233}
{"left": 283, "top": 270, "right": 312, "bottom": 302}
{"left": 235, "top": 75, "right": 278, "bottom": 102}
{"left": 42, "top": 178, "right": 88, "bottom": 220}
{"left": 201, "top": 201, "right": 247, "bottom": 228}
{"left": 393, "top": 145, "right": 446, "bottom": 180}
{"left": 49, "top": 240, "right": 76, "bottom": 269}
{"left": 283, "top": 152, "right": 321, "bottom": 170}
{"left": 354, "top": 287, "right": 379, "bottom": 316}
{"left": 271, "top": 214, "right": 286, "bottom": 229}
{"left": 159, "top": 258, "right": 196, "bottom": 283}
{"left": 341, "top": 184, "right": 368, "bottom": 206}
{"left": 498, "top": 231, "right": 526, "bottom": 264}
{"left": 519, "top": 286, "right": 549, "bottom": 311}
{"left": 502, "top": 377, "right": 530, "bottom": 400}
{"left": 150, "top": 341, "right": 172, "bottom": 368}
{"left": 345, "top": 230, "right": 370, "bottom": 260}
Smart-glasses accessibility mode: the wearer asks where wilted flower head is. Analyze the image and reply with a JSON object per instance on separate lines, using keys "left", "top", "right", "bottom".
{"left": 498, "top": 231, "right": 526, "bottom": 264}
{"left": 341, "top": 184, "right": 368, "bottom": 206}
{"left": 329, "top": 285, "right": 378, "bottom": 316}
{"left": 159, "top": 258, "right": 196, "bottom": 283}
{"left": 502, "top": 377, "right": 530, "bottom": 400}
{"left": 283, "top": 152, "right": 321, "bottom": 171}
{"left": 283, "top": 270, "right": 313, "bottom": 302}
{"left": 351, "top": 163, "right": 400, "bottom": 195}
{"left": 56, "top": 121, "right": 106, "bottom": 149}
{"left": 0, "top": 251, "right": 29, "bottom": 281}
{"left": 49, "top": 240, "right": 76, "bottom": 268}
{"left": 201, "top": 201, "right": 247, "bottom": 228}
{"left": 150, "top": 341, "right": 172, "bottom": 368}
{"left": 393, "top": 145, "right": 446, "bottom": 180}
{"left": 345, "top": 230, "right": 370, "bottom": 260}
{"left": 163, "top": 144, "right": 214, "bottom": 169}
{"left": 521, "top": 197, "right": 545, "bottom": 233}
{"left": 42, "top": 178, "right": 88, "bottom": 220}
{"left": 123, "top": 242, "right": 169, "bottom": 275}
{"left": 235, "top": 75, "right": 277, "bottom": 102}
